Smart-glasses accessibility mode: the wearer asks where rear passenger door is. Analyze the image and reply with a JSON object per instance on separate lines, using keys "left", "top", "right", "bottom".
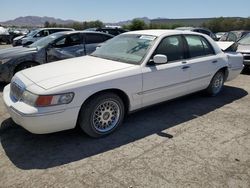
{"left": 84, "top": 33, "right": 112, "bottom": 54}
{"left": 47, "top": 33, "right": 85, "bottom": 62}
{"left": 184, "top": 35, "right": 218, "bottom": 92}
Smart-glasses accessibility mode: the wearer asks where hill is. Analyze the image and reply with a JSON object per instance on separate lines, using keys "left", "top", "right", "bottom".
{"left": 0, "top": 16, "right": 76, "bottom": 27}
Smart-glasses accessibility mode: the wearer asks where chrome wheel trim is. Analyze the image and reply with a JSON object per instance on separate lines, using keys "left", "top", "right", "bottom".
{"left": 212, "top": 73, "right": 224, "bottom": 94}
{"left": 92, "top": 100, "right": 120, "bottom": 133}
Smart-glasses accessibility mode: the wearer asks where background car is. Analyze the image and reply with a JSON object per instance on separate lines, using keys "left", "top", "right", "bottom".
{"left": 236, "top": 33, "right": 250, "bottom": 70}
{"left": 219, "top": 30, "right": 250, "bottom": 42}
{"left": 85, "top": 27, "right": 128, "bottom": 36}
{"left": 175, "top": 27, "right": 218, "bottom": 40}
{"left": 12, "top": 28, "right": 75, "bottom": 46}
{"left": 0, "top": 26, "right": 23, "bottom": 44}
{"left": 0, "top": 31, "right": 113, "bottom": 82}
{"left": 215, "top": 32, "right": 226, "bottom": 40}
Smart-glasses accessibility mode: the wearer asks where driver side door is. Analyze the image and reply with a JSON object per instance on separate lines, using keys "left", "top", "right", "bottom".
{"left": 141, "top": 35, "right": 191, "bottom": 107}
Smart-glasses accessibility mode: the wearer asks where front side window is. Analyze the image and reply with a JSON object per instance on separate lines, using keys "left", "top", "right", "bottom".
{"left": 36, "top": 30, "right": 49, "bottom": 37}
{"left": 153, "top": 35, "right": 185, "bottom": 62}
{"left": 54, "top": 34, "right": 81, "bottom": 47}
{"left": 185, "top": 35, "right": 214, "bottom": 58}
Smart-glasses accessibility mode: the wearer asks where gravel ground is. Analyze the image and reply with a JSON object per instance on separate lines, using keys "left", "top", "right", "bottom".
{"left": 0, "top": 44, "right": 11, "bottom": 49}
{"left": 0, "top": 44, "right": 249, "bottom": 187}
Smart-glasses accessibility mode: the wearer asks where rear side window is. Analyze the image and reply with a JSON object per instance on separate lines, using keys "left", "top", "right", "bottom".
{"left": 85, "top": 34, "right": 106, "bottom": 44}
{"left": 185, "top": 35, "right": 214, "bottom": 58}
{"left": 154, "top": 35, "right": 185, "bottom": 62}
{"left": 49, "top": 29, "right": 73, "bottom": 34}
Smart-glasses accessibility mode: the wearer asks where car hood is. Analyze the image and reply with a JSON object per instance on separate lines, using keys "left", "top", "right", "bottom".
{"left": 0, "top": 46, "right": 37, "bottom": 59}
{"left": 21, "top": 55, "right": 135, "bottom": 90}
{"left": 237, "top": 44, "right": 250, "bottom": 53}
{"left": 13, "top": 35, "right": 25, "bottom": 41}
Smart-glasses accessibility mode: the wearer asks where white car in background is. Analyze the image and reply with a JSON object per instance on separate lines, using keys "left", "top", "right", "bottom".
{"left": 3, "top": 30, "right": 243, "bottom": 137}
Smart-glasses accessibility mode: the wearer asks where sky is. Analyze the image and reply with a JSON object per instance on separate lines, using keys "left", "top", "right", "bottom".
{"left": 0, "top": 0, "right": 249, "bottom": 22}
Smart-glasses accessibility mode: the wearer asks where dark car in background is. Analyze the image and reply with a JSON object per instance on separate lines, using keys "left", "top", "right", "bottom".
{"left": 175, "top": 27, "right": 218, "bottom": 40}
{"left": 219, "top": 30, "right": 250, "bottom": 42}
{"left": 12, "top": 28, "right": 75, "bottom": 46}
{"left": 85, "top": 27, "right": 128, "bottom": 36}
{"left": 0, "top": 31, "right": 113, "bottom": 82}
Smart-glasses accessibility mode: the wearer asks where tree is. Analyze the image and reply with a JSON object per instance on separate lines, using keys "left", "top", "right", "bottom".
{"left": 128, "top": 19, "right": 148, "bottom": 31}
{"left": 44, "top": 21, "right": 50, "bottom": 28}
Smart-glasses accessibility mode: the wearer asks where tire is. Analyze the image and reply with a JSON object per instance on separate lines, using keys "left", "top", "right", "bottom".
{"left": 14, "top": 62, "right": 38, "bottom": 74}
{"left": 206, "top": 71, "right": 225, "bottom": 96}
{"left": 78, "top": 92, "right": 125, "bottom": 138}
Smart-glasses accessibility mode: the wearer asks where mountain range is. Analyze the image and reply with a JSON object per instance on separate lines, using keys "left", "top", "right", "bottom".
{"left": 0, "top": 16, "right": 76, "bottom": 27}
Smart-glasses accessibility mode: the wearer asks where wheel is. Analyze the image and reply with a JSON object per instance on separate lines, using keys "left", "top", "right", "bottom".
{"left": 206, "top": 71, "right": 225, "bottom": 96}
{"left": 14, "top": 62, "right": 38, "bottom": 73}
{"left": 78, "top": 92, "right": 125, "bottom": 138}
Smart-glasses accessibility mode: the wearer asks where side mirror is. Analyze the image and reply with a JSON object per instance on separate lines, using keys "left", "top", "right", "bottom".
{"left": 153, "top": 54, "right": 168, "bottom": 64}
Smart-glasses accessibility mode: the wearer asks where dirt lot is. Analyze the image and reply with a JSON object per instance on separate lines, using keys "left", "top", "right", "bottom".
{"left": 0, "top": 44, "right": 250, "bottom": 187}
{"left": 0, "top": 44, "right": 11, "bottom": 49}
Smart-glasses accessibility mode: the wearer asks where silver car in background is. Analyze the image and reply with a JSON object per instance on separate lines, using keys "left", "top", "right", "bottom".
{"left": 12, "top": 28, "right": 75, "bottom": 46}
{"left": 0, "top": 31, "right": 113, "bottom": 82}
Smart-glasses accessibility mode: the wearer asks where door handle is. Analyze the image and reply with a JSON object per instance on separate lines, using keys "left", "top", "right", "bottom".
{"left": 212, "top": 60, "right": 218, "bottom": 64}
{"left": 182, "top": 66, "right": 190, "bottom": 70}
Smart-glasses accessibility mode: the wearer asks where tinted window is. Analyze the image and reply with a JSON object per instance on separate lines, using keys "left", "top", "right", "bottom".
{"left": 195, "top": 29, "right": 210, "bottom": 36}
{"left": 154, "top": 35, "right": 184, "bottom": 62}
{"left": 102, "top": 35, "right": 113, "bottom": 41}
{"left": 54, "top": 34, "right": 81, "bottom": 47}
{"left": 85, "top": 34, "right": 106, "bottom": 44}
{"left": 185, "top": 35, "right": 214, "bottom": 58}
{"left": 104, "top": 29, "right": 119, "bottom": 35}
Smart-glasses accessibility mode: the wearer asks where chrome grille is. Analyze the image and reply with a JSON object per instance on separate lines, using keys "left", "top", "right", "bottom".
{"left": 10, "top": 80, "right": 24, "bottom": 101}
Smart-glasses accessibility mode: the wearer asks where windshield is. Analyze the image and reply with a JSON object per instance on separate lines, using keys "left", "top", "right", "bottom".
{"left": 26, "top": 30, "right": 38, "bottom": 37}
{"left": 238, "top": 33, "right": 250, "bottom": 45}
{"left": 91, "top": 34, "right": 156, "bottom": 64}
{"left": 29, "top": 33, "right": 65, "bottom": 48}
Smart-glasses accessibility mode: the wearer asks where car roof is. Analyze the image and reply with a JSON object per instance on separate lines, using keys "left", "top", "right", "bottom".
{"left": 53, "top": 30, "right": 114, "bottom": 37}
{"left": 123, "top": 29, "right": 200, "bottom": 37}
{"left": 37, "top": 28, "right": 74, "bottom": 31}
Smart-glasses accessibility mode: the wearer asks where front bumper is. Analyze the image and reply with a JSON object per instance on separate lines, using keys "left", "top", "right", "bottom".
{"left": 241, "top": 53, "right": 250, "bottom": 66}
{"left": 3, "top": 84, "right": 80, "bottom": 134}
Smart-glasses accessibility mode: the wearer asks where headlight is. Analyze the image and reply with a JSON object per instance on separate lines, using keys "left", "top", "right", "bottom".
{"left": 21, "top": 90, "right": 38, "bottom": 106}
{"left": 21, "top": 91, "right": 74, "bottom": 107}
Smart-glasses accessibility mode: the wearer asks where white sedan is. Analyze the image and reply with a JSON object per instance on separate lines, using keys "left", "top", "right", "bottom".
{"left": 3, "top": 30, "right": 243, "bottom": 137}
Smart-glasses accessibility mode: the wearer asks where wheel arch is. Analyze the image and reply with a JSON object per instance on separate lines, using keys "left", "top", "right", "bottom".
{"left": 14, "top": 61, "right": 40, "bottom": 74}
{"left": 75, "top": 88, "right": 130, "bottom": 129}
{"left": 80, "top": 88, "right": 130, "bottom": 114}
{"left": 217, "top": 66, "right": 229, "bottom": 81}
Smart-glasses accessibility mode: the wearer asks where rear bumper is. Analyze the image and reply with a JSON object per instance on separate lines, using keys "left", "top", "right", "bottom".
{"left": 227, "top": 66, "right": 244, "bottom": 81}
{"left": 3, "top": 84, "right": 80, "bottom": 134}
